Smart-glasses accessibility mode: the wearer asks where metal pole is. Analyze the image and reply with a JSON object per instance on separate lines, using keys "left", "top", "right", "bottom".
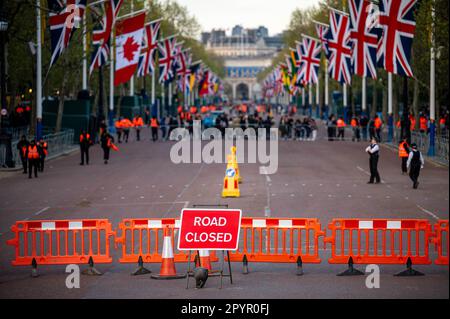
{"left": 316, "top": 77, "right": 320, "bottom": 118}
{"left": 168, "top": 82, "right": 172, "bottom": 116}
{"left": 325, "top": 60, "right": 329, "bottom": 119}
{"left": 362, "top": 76, "right": 366, "bottom": 113}
{"left": 151, "top": 72, "right": 156, "bottom": 117}
{"left": 388, "top": 72, "right": 393, "bottom": 142}
{"left": 161, "top": 82, "right": 165, "bottom": 117}
{"left": 109, "top": 27, "right": 114, "bottom": 131}
{"left": 129, "top": 0, "right": 134, "bottom": 96}
{"left": 428, "top": 0, "right": 436, "bottom": 156}
{"left": 36, "top": 0, "right": 43, "bottom": 140}
{"left": 82, "top": 10, "right": 87, "bottom": 90}
{"left": 308, "top": 83, "right": 313, "bottom": 117}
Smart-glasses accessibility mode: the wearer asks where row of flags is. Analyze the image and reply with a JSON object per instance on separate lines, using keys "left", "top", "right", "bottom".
{"left": 46, "top": 0, "right": 222, "bottom": 98}
{"left": 263, "top": 0, "right": 418, "bottom": 98}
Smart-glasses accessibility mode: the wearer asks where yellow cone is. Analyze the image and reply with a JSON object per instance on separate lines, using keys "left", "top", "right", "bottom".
{"left": 222, "top": 168, "right": 240, "bottom": 198}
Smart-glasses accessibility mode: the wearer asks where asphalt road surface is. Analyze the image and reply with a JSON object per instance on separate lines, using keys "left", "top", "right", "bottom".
{"left": 0, "top": 124, "right": 448, "bottom": 299}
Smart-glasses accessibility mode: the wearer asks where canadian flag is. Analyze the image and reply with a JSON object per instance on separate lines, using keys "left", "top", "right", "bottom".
{"left": 114, "top": 13, "right": 146, "bottom": 87}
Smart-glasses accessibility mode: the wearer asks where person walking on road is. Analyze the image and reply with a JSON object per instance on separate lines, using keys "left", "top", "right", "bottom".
{"left": 150, "top": 117, "right": 159, "bottom": 142}
{"left": 121, "top": 117, "right": 133, "bottom": 143}
{"left": 26, "top": 140, "right": 40, "bottom": 179}
{"left": 133, "top": 115, "right": 144, "bottom": 141}
{"left": 38, "top": 138, "right": 48, "bottom": 172}
{"left": 398, "top": 138, "right": 410, "bottom": 175}
{"left": 17, "top": 135, "right": 29, "bottom": 174}
{"left": 407, "top": 143, "right": 425, "bottom": 189}
{"left": 101, "top": 132, "right": 115, "bottom": 165}
{"left": 79, "top": 130, "right": 92, "bottom": 166}
{"left": 337, "top": 117, "right": 346, "bottom": 141}
{"left": 374, "top": 115, "right": 383, "bottom": 142}
{"left": 115, "top": 118, "right": 123, "bottom": 143}
{"left": 366, "top": 138, "right": 381, "bottom": 184}
{"left": 351, "top": 117, "right": 361, "bottom": 142}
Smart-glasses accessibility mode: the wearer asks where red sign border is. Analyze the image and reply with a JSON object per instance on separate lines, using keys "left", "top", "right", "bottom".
{"left": 177, "top": 208, "right": 242, "bottom": 251}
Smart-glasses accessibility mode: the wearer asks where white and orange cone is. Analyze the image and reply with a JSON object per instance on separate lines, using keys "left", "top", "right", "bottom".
{"left": 151, "top": 226, "right": 186, "bottom": 280}
{"left": 198, "top": 250, "right": 212, "bottom": 271}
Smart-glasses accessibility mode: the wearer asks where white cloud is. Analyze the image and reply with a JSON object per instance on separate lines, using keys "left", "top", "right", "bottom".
{"left": 174, "top": 0, "right": 321, "bottom": 36}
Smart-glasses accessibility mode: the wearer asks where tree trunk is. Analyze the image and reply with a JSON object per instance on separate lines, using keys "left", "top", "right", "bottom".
{"left": 55, "top": 75, "right": 67, "bottom": 133}
{"left": 116, "top": 84, "right": 125, "bottom": 118}
{"left": 350, "top": 85, "right": 355, "bottom": 117}
{"left": 412, "top": 77, "right": 419, "bottom": 130}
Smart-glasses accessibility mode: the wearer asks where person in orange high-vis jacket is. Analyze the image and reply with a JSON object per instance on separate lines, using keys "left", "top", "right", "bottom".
{"left": 120, "top": 117, "right": 133, "bottom": 143}
{"left": 337, "top": 118, "right": 346, "bottom": 141}
{"left": 79, "top": 130, "right": 92, "bottom": 166}
{"left": 115, "top": 119, "right": 123, "bottom": 143}
{"left": 419, "top": 116, "right": 428, "bottom": 133}
{"left": 409, "top": 115, "right": 416, "bottom": 131}
{"left": 150, "top": 117, "right": 159, "bottom": 142}
{"left": 26, "top": 140, "right": 40, "bottom": 179}
{"left": 190, "top": 106, "right": 197, "bottom": 114}
{"left": 201, "top": 106, "right": 208, "bottom": 114}
{"left": 351, "top": 117, "right": 360, "bottom": 142}
{"left": 398, "top": 138, "right": 410, "bottom": 174}
{"left": 133, "top": 115, "right": 144, "bottom": 141}
{"left": 374, "top": 116, "right": 382, "bottom": 142}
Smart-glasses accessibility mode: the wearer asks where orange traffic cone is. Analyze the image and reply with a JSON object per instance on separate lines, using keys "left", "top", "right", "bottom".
{"left": 151, "top": 226, "right": 186, "bottom": 280}
{"left": 198, "top": 250, "right": 212, "bottom": 271}
{"left": 222, "top": 168, "right": 240, "bottom": 197}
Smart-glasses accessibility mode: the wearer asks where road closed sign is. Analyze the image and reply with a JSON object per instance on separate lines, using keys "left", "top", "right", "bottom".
{"left": 177, "top": 208, "right": 242, "bottom": 251}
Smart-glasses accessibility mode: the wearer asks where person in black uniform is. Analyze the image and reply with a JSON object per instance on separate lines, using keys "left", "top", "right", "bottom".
{"left": 407, "top": 143, "right": 425, "bottom": 189}
{"left": 101, "top": 131, "right": 114, "bottom": 164}
{"left": 79, "top": 130, "right": 92, "bottom": 165}
{"left": 16, "top": 135, "right": 29, "bottom": 174}
{"left": 365, "top": 138, "right": 381, "bottom": 184}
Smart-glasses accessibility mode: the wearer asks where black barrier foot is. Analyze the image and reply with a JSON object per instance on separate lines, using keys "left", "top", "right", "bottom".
{"left": 131, "top": 256, "right": 151, "bottom": 276}
{"left": 296, "top": 256, "right": 303, "bottom": 276}
{"left": 31, "top": 258, "right": 39, "bottom": 278}
{"left": 82, "top": 256, "right": 102, "bottom": 276}
{"left": 394, "top": 258, "right": 425, "bottom": 277}
{"left": 243, "top": 255, "right": 249, "bottom": 275}
{"left": 337, "top": 257, "right": 364, "bottom": 276}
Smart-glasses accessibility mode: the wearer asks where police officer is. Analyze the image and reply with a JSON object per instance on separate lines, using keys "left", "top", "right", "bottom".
{"left": 79, "top": 130, "right": 92, "bottom": 165}
{"left": 26, "top": 140, "right": 40, "bottom": 179}
{"left": 398, "top": 138, "right": 410, "bottom": 174}
{"left": 407, "top": 143, "right": 425, "bottom": 189}
{"left": 365, "top": 138, "right": 381, "bottom": 184}
{"left": 16, "top": 135, "right": 29, "bottom": 174}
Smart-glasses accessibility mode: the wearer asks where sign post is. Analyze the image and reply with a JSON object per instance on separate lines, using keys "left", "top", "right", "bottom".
{"left": 178, "top": 208, "right": 242, "bottom": 289}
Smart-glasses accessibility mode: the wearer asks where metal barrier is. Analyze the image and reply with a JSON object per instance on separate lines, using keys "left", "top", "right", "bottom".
{"left": 6, "top": 219, "right": 114, "bottom": 267}
{"left": 433, "top": 221, "right": 449, "bottom": 265}
{"left": 324, "top": 219, "right": 433, "bottom": 269}
{"left": 227, "top": 218, "right": 324, "bottom": 274}
{"left": 115, "top": 218, "right": 219, "bottom": 265}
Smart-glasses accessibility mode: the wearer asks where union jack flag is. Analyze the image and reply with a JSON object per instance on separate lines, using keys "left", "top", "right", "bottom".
{"left": 48, "top": 0, "right": 87, "bottom": 68}
{"left": 325, "top": 8, "right": 353, "bottom": 84}
{"left": 315, "top": 22, "right": 330, "bottom": 56}
{"left": 377, "top": 0, "right": 418, "bottom": 77}
{"left": 297, "top": 36, "right": 322, "bottom": 85}
{"left": 90, "top": 0, "right": 123, "bottom": 74}
{"left": 349, "top": 0, "right": 380, "bottom": 79}
{"left": 137, "top": 19, "right": 161, "bottom": 77}
{"left": 158, "top": 37, "right": 177, "bottom": 83}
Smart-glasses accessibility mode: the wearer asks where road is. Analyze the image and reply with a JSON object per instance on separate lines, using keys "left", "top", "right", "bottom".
{"left": 0, "top": 123, "right": 448, "bottom": 299}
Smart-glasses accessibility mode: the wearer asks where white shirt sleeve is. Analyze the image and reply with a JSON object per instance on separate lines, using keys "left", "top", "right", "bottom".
{"left": 407, "top": 152, "right": 413, "bottom": 168}
{"left": 420, "top": 153, "right": 425, "bottom": 166}
{"left": 367, "top": 144, "right": 379, "bottom": 154}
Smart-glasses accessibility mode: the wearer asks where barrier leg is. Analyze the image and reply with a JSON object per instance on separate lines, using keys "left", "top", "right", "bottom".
{"left": 296, "top": 256, "right": 303, "bottom": 276}
{"left": 131, "top": 256, "right": 151, "bottom": 276}
{"left": 394, "top": 257, "right": 425, "bottom": 277}
{"left": 31, "top": 258, "right": 39, "bottom": 278}
{"left": 337, "top": 257, "right": 364, "bottom": 276}
{"left": 82, "top": 256, "right": 102, "bottom": 276}
{"left": 243, "top": 255, "right": 249, "bottom": 275}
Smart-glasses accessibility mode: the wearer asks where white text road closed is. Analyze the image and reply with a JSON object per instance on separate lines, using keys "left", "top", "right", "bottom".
{"left": 177, "top": 209, "right": 242, "bottom": 251}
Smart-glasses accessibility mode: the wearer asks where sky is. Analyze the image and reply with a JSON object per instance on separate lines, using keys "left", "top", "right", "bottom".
{"left": 175, "top": 0, "right": 321, "bottom": 36}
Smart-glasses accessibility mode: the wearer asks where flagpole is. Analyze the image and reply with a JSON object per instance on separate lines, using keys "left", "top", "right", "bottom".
{"left": 388, "top": 72, "right": 393, "bottom": 142}
{"left": 428, "top": 0, "right": 436, "bottom": 156}
{"left": 161, "top": 82, "right": 165, "bottom": 117}
{"left": 316, "top": 78, "right": 320, "bottom": 118}
{"left": 362, "top": 76, "right": 366, "bottom": 115}
{"left": 129, "top": 0, "right": 134, "bottom": 96}
{"left": 109, "top": 27, "right": 114, "bottom": 130}
{"left": 325, "top": 60, "right": 329, "bottom": 120}
{"left": 302, "top": 87, "right": 305, "bottom": 115}
{"left": 308, "top": 84, "right": 313, "bottom": 117}
{"left": 151, "top": 72, "right": 156, "bottom": 117}
{"left": 168, "top": 82, "right": 172, "bottom": 116}
{"left": 36, "top": 0, "right": 43, "bottom": 140}
{"left": 82, "top": 9, "right": 87, "bottom": 90}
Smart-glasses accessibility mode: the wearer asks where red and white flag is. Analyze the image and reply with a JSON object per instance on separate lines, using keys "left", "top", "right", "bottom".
{"left": 114, "top": 12, "right": 146, "bottom": 87}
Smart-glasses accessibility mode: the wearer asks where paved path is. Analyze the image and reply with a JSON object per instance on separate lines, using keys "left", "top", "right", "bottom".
{"left": 0, "top": 125, "right": 448, "bottom": 298}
